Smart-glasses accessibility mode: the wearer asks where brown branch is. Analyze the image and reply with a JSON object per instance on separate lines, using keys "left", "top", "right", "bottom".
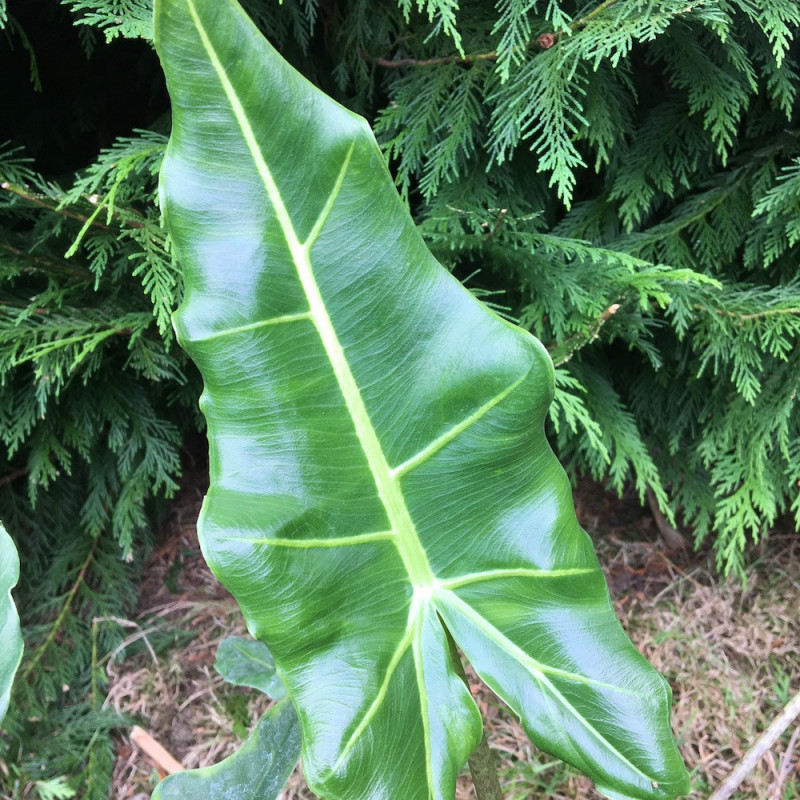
{"left": 768, "top": 724, "right": 800, "bottom": 800}
{"left": 549, "top": 302, "right": 621, "bottom": 366}
{"left": 131, "top": 726, "right": 185, "bottom": 775}
{"left": 1, "top": 181, "right": 111, "bottom": 230}
{"left": 1, "top": 181, "right": 145, "bottom": 231}
{"left": 0, "top": 242, "right": 93, "bottom": 278}
{"left": 713, "top": 307, "right": 800, "bottom": 321}
{"left": 645, "top": 487, "right": 687, "bottom": 551}
{"left": 0, "top": 467, "right": 27, "bottom": 488}
{"left": 483, "top": 208, "right": 508, "bottom": 242}
{"left": 370, "top": 50, "right": 497, "bottom": 68}
{"left": 0, "top": 299, "right": 49, "bottom": 315}
{"left": 369, "top": 0, "right": 620, "bottom": 68}
{"left": 709, "top": 688, "right": 800, "bottom": 800}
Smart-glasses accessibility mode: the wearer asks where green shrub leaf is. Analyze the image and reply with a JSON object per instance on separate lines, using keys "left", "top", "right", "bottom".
{"left": 214, "top": 636, "right": 287, "bottom": 700}
{"left": 154, "top": 0, "right": 691, "bottom": 797}
{"left": 151, "top": 700, "right": 301, "bottom": 800}
{"left": 0, "top": 522, "right": 23, "bottom": 723}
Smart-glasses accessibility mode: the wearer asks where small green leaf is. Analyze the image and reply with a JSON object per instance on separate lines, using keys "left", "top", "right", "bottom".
{"left": 151, "top": 700, "right": 301, "bottom": 800}
{"left": 214, "top": 636, "right": 286, "bottom": 699}
{"left": 0, "top": 522, "right": 23, "bottom": 723}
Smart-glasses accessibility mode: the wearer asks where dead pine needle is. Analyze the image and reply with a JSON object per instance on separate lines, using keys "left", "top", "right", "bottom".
{"left": 709, "top": 688, "right": 800, "bottom": 800}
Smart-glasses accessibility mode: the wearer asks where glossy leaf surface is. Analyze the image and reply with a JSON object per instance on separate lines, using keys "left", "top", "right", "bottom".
{"left": 152, "top": 700, "right": 301, "bottom": 800}
{"left": 215, "top": 636, "right": 287, "bottom": 699}
{"left": 0, "top": 522, "right": 23, "bottom": 723}
{"left": 154, "top": 1, "right": 690, "bottom": 797}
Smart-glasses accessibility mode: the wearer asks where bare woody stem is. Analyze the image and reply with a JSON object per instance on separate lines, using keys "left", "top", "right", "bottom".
{"left": 1, "top": 181, "right": 111, "bottom": 229}
{"left": 0, "top": 181, "right": 145, "bottom": 230}
{"left": 712, "top": 307, "right": 800, "bottom": 320}
{"left": 370, "top": 0, "right": 619, "bottom": 68}
{"left": 550, "top": 302, "right": 621, "bottom": 367}
{"left": 0, "top": 467, "right": 28, "bottom": 488}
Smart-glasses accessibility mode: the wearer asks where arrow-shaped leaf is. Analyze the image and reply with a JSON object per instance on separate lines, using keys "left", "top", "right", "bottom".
{"left": 0, "top": 522, "right": 23, "bottom": 724}
{"left": 154, "top": 1, "right": 690, "bottom": 798}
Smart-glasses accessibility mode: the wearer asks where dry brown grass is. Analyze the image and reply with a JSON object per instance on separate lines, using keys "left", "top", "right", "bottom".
{"left": 107, "top": 480, "right": 800, "bottom": 800}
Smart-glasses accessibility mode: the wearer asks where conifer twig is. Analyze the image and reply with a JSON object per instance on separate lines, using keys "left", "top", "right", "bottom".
{"left": 19, "top": 535, "right": 100, "bottom": 682}
{"left": 369, "top": 0, "right": 620, "bottom": 68}
{"left": 0, "top": 242, "right": 91, "bottom": 277}
{"left": 0, "top": 181, "right": 145, "bottom": 231}
{"left": 708, "top": 688, "right": 800, "bottom": 800}
{"left": 549, "top": 302, "right": 621, "bottom": 366}
{"left": 1, "top": 181, "right": 111, "bottom": 230}
{"left": 712, "top": 307, "right": 800, "bottom": 320}
{"left": 370, "top": 50, "right": 497, "bottom": 68}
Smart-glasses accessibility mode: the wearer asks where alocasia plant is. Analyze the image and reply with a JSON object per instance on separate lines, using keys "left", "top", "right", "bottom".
{"left": 0, "top": 522, "right": 23, "bottom": 724}
{"left": 153, "top": 0, "right": 691, "bottom": 798}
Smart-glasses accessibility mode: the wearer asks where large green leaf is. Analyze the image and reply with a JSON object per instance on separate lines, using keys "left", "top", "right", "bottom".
{"left": 152, "top": 700, "right": 301, "bottom": 800}
{"left": 0, "top": 522, "right": 23, "bottom": 723}
{"left": 154, "top": 1, "right": 690, "bottom": 798}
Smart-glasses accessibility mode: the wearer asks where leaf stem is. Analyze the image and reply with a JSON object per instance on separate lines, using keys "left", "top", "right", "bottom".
{"left": 446, "top": 630, "right": 505, "bottom": 800}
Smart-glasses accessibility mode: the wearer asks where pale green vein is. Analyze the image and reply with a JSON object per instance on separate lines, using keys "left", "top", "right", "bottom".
{"left": 436, "top": 590, "right": 635, "bottom": 696}
{"left": 435, "top": 591, "right": 656, "bottom": 786}
{"left": 218, "top": 531, "right": 395, "bottom": 548}
{"left": 192, "top": 312, "right": 313, "bottom": 343}
{"left": 305, "top": 143, "right": 355, "bottom": 250}
{"left": 331, "top": 597, "right": 420, "bottom": 772}
{"left": 391, "top": 371, "right": 529, "bottom": 478}
{"left": 229, "top": 640, "right": 273, "bottom": 671}
{"left": 437, "top": 566, "right": 597, "bottom": 591}
{"left": 185, "top": 0, "right": 302, "bottom": 253}
{"left": 187, "top": 0, "right": 435, "bottom": 590}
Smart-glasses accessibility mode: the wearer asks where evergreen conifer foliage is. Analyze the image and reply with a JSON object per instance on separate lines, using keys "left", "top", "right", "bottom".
{"left": 363, "top": 0, "right": 800, "bottom": 577}
{"left": 0, "top": 19, "right": 195, "bottom": 791}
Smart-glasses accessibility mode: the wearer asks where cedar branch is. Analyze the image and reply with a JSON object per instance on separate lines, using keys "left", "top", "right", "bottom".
{"left": 20, "top": 535, "right": 101, "bottom": 682}
{"left": 369, "top": 0, "right": 620, "bottom": 69}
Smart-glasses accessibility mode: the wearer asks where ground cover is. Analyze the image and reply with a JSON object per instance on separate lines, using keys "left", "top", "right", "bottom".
{"left": 106, "top": 473, "right": 799, "bottom": 800}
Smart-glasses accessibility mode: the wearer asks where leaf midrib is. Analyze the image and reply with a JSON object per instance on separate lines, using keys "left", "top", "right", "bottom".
{"left": 181, "top": 5, "right": 635, "bottom": 792}
{"left": 184, "top": 0, "right": 435, "bottom": 588}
